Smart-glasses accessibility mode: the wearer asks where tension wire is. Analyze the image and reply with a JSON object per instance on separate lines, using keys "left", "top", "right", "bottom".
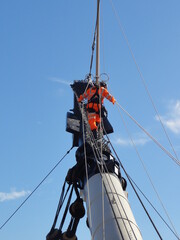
{"left": 0, "top": 146, "right": 73, "bottom": 231}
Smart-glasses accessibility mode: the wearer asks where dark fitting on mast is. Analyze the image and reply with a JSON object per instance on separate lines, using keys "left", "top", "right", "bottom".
{"left": 66, "top": 80, "right": 114, "bottom": 147}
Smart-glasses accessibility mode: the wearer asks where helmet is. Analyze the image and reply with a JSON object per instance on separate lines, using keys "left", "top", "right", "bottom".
{"left": 100, "top": 81, "right": 107, "bottom": 88}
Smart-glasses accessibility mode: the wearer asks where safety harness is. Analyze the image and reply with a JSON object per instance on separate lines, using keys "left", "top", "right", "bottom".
{"left": 87, "top": 87, "right": 102, "bottom": 113}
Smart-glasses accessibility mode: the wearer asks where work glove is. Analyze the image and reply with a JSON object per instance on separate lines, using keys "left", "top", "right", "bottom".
{"left": 112, "top": 98, "right": 116, "bottom": 105}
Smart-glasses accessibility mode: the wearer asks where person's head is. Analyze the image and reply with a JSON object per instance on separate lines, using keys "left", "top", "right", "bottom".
{"left": 100, "top": 81, "right": 107, "bottom": 88}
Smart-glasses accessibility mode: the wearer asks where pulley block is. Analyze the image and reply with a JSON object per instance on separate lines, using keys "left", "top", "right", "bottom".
{"left": 69, "top": 198, "right": 85, "bottom": 219}
{"left": 46, "top": 228, "right": 62, "bottom": 240}
{"left": 61, "top": 231, "right": 77, "bottom": 240}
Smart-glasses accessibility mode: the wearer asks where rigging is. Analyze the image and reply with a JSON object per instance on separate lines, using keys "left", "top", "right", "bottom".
{"left": 0, "top": 146, "right": 73, "bottom": 231}
{"left": 116, "top": 101, "right": 180, "bottom": 166}
{"left": 116, "top": 100, "right": 179, "bottom": 238}
{"left": 109, "top": 0, "right": 179, "bottom": 164}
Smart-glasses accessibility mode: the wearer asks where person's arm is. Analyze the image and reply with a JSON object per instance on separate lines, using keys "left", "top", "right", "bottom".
{"left": 78, "top": 89, "right": 89, "bottom": 102}
{"left": 102, "top": 88, "right": 116, "bottom": 104}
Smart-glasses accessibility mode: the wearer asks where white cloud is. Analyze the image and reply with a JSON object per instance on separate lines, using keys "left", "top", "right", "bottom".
{"left": 0, "top": 190, "right": 30, "bottom": 202}
{"left": 156, "top": 100, "right": 180, "bottom": 134}
{"left": 49, "top": 77, "right": 72, "bottom": 86}
{"left": 113, "top": 134, "right": 150, "bottom": 147}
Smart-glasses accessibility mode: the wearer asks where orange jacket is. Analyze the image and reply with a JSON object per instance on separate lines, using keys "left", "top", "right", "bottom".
{"left": 78, "top": 86, "right": 116, "bottom": 105}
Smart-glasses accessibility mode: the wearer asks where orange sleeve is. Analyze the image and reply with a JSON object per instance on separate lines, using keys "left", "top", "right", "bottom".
{"left": 78, "top": 89, "right": 90, "bottom": 102}
{"left": 78, "top": 95, "right": 82, "bottom": 102}
{"left": 102, "top": 88, "right": 116, "bottom": 104}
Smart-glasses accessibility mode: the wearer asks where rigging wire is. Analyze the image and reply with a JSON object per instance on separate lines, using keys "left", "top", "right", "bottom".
{"left": 51, "top": 181, "right": 70, "bottom": 230}
{"left": 89, "top": 0, "right": 101, "bottom": 77}
{"left": 87, "top": 135, "right": 127, "bottom": 240}
{"left": 76, "top": 92, "right": 133, "bottom": 239}
{"left": 74, "top": 93, "right": 127, "bottom": 240}
{"left": 101, "top": 2, "right": 106, "bottom": 74}
{"left": 116, "top": 101, "right": 180, "bottom": 238}
{"left": 81, "top": 106, "right": 93, "bottom": 233}
{"left": 99, "top": 82, "right": 107, "bottom": 240}
{"left": 109, "top": 0, "right": 179, "bottom": 164}
{"left": 103, "top": 127, "right": 163, "bottom": 240}
{"left": 74, "top": 83, "right": 175, "bottom": 239}
{"left": 88, "top": 133, "right": 131, "bottom": 240}
{"left": 74, "top": 79, "right": 171, "bottom": 238}
{"left": 116, "top": 101, "right": 180, "bottom": 167}
{"left": 101, "top": 119, "right": 179, "bottom": 239}
{"left": 76, "top": 95, "right": 137, "bottom": 240}
{"left": 97, "top": 82, "right": 106, "bottom": 240}
{"left": 129, "top": 177, "right": 180, "bottom": 240}
{"left": 0, "top": 146, "right": 73, "bottom": 231}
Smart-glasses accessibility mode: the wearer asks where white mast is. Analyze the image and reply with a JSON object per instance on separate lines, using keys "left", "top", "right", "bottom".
{"left": 83, "top": 173, "right": 143, "bottom": 240}
{"left": 82, "top": 1, "right": 143, "bottom": 239}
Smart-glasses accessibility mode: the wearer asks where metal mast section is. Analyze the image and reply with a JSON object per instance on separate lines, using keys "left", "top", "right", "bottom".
{"left": 96, "top": 0, "right": 100, "bottom": 84}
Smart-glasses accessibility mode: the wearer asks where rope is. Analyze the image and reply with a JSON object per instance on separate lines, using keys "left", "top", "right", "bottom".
{"left": 81, "top": 107, "right": 93, "bottom": 232}
{"left": 79, "top": 110, "right": 133, "bottom": 239}
{"left": 52, "top": 181, "right": 67, "bottom": 229}
{"left": 109, "top": 0, "right": 179, "bottom": 164}
{"left": 75, "top": 88, "right": 139, "bottom": 239}
{"left": 0, "top": 146, "right": 73, "bottom": 230}
{"left": 103, "top": 129, "right": 163, "bottom": 239}
{"left": 75, "top": 94, "right": 126, "bottom": 239}
{"left": 116, "top": 101, "right": 180, "bottom": 167}
{"left": 59, "top": 185, "right": 74, "bottom": 231}
{"left": 88, "top": 130, "right": 137, "bottom": 240}
{"left": 102, "top": 120, "right": 179, "bottom": 239}
{"left": 98, "top": 82, "right": 106, "bottom": 240}
{"left": 76, "top": 87, "right": 178, "bottom": 239}
{"left": 88, "top": 140, "right": 126, "bottom": 240}
{"left": 117, "top": 104, "right": 180, "bottom": 238}
{"left": 89, "top": 0, "right": 101, "bottom": 76}
{"left": 76, "top": 85, "right": 164, "bottom": 239}
{"left": 129, "top": 177, "right": 180, "bottom": 240}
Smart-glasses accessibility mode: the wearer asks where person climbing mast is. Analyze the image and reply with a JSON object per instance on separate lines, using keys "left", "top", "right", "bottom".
{"left": 78, "top": 81, "right": 116, "bottom": 138}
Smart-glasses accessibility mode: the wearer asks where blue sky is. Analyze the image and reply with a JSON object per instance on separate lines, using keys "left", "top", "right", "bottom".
{"left": 0, "top": 0, "right": 180, "bottom": 239}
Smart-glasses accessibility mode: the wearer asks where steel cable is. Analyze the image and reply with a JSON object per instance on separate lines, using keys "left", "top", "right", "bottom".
{"left": 116, "top": 100, "right": 180, "bottom": 238}
{"left": 75, "top": 94, "right": 126, "bottom": 239}
{"left": 103, "top": 128, "right": 163, "bottom": 239}
{"left": 116, "top": 101, "right": 180, "bottom": 167}
{"left": 76, "top": 97, "right": 135, "bottom": 240}
{"left": 0, "top": 146, "right": 73, "bottom": 230}
{"left": 109, "top": 0, "right": 179, "bottom": 165}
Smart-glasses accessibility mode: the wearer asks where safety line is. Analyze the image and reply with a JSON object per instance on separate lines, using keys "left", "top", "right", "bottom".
{"left": 116, "top": 101, "right": 180, "bottom": 167}
{"left": 109, "top": 0, "right": 179, "bottom": 165}
{"left": 0, "top": 146, "right": 73, "bottom": 231}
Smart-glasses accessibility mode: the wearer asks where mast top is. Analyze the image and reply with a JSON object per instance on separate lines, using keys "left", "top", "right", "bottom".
{"left": 96, "top": 0, "right": 100, "bottom": 84}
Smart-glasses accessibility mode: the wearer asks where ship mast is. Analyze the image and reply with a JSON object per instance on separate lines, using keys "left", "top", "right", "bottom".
{"left": 96, "top": 0, "right": 100, "bottom": 84}
{"left": 46, "top": 2, "right": 144, "bottom": 239}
